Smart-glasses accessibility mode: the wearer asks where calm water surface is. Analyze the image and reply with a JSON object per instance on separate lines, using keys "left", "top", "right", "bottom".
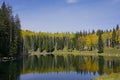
{"left": 0, "top": 55, "right": 120, "bottom": 80}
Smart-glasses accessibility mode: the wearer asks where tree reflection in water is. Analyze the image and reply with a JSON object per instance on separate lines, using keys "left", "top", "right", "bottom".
{"left": 22, "top": 55, "right": 120, "bottom": 75}
{"left": 1, "top": 55, "right": 120, "bottom": 80}
{"left": 98, "top": 56, "right": 104, "bottom": 75}
{"left": 0, "top": 60, "right": 21, "bottom": 80}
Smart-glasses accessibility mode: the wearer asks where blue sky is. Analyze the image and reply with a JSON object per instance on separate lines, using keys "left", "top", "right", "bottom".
{"left": 0, "top": 0, "right": 120, "bottom": 32}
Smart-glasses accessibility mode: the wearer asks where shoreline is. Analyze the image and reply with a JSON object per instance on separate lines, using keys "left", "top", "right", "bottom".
{"left": 0, "top": 57, "right": 16, "bottom": 62}
{"left": 28, "top": 48, "right": 120, "bottom": 57}
{"left": 29, "top": 50, "right": 120, "bottom": 57}
{"left": 94, "top": 73, "right": 120, "bottom": 80}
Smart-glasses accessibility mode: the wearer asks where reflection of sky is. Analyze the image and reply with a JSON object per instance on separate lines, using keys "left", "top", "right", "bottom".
{"left": 20, "top": 71, "right": 104, "bottom": 80}
{"left": 1, "top": 0, "right": 120, "bottom": 32}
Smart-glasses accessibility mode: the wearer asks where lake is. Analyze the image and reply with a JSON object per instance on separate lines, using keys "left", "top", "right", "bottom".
{"left": 0, "top": 55, "right": 120, "bottom": 80}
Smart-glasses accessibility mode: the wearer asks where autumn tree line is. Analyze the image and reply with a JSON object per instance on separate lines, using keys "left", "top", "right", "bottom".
{"left": 0, "top": 2, "right": 22, "bottom": 57}
{"left": 0, "top": 2, "right": 120, "bottom": 57}
{"left": 22, "top": 25, "right": 120, "bottom": 54}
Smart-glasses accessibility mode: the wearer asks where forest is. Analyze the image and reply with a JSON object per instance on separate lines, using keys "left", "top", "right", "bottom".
{"left": 0, "top": 2, "right": 22, "bottom": 57}
{"left": 0, "top": 2, "right": 120, "bottom": 57}
{"left": 22, "top": 25, "right": 120, "bottom": 54}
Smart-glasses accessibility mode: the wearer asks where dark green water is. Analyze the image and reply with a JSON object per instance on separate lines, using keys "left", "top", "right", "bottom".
{"left": 0, "top": 55, "right": 120, "bottom": 80}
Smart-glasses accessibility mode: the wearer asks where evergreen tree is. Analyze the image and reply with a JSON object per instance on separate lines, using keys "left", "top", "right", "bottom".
{"left": 0, "top": 2, "right": 10, "bottom": 56}
{"left": 68, "top": 39, "right": 74, "bottom": 51}
{"left": 112, "top": 28, "right": 116, "bottom": 48}
{"left": 116, "top": 24, "right": 119, "bottom": 31}
{"left": 39, "top": 37, "right": 44, "bottom": 52}
{"left": 92, "top": 30, "right": 95, "bottom": 34}
{"left": 14, "top": 14, "right": 22, "bottom": 55}
{"left": 0, "top": 2, "right": 22, "bottom": 57}
{"left": 116, "top": 25, "right": 119, "bottom": 47}
{"left": 97, "top": 30, "right": 104, "bottom": 53}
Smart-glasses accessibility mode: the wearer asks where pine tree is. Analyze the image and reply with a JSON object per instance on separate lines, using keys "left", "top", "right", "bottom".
{"left": 0, "top": 2, "right": 22, "bottom": 57}
{"left": 116, "top": 24, "right": 119, "bottom": 31}
{"left": 112, "top": 28, "right": 116, "bottom": 48}
{"left": 97, "top": 30, "right": 104, "bottom": 53}
{"left": 0, "top": 2, "right": 10, "bottom": 56}
{"left": 116, "top": 25, "right": 119, "bottom": 47}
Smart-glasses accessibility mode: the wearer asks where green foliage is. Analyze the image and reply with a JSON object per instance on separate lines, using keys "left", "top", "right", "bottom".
{"left": 39, "top": 37, "right": 44, "bottom": 52}
{"left": 112, "top": 28, "right": 116, "bottom": 48}
{"left": 68, "top": 39, "right": 74, "bottom": 51}
{"left": 56, "top": 37, "right": 64, "bottom": 50}
{"left": 0, "top": 2, "right": 22, "bottom": 57}
{"left": 0, "top": 2, "right": 120, "bottom": 56}
{"left": 45, "top": 37, "right": 54, "bottom": 52}
{"left": 97, "top": 30, "right": 104, "bottom": 53}
{"left": 22, "top": 24, "right": 120, "bottom": 54}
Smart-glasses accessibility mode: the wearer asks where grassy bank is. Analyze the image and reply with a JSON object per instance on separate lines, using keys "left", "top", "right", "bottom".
{"left": 94, "top": 73, "right": 120, "bottom": 80}
{"left": 30, "top": 48, "right": 120, "bottom": 57}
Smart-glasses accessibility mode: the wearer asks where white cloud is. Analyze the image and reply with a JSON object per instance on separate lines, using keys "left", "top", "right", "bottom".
{"left": 66, "top": 0, "right": 78, "bottom": 3}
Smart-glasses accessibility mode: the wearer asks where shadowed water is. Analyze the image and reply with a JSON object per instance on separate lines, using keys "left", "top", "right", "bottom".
{"left": 0, "top": 55, "right": 120, "bottom": 80}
